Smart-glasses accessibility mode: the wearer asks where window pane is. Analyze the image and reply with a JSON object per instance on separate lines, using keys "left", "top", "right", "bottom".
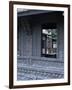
{"left": 42, "top": 29, "right": 48, "bottom": 34}
{"left": 41, "top": 23, "right": 57, "bottom": 58}
{"left": 42, "top": 48, "right": 45, "bottom": 54}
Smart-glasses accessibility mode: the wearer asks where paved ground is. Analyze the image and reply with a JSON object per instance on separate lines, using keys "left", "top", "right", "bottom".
{"left": 17, "top": 56, "right": 64, "bottom": 80}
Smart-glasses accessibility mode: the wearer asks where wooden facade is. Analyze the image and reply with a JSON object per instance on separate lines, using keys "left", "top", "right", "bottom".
{"left": 17, "top": 10, "right": 64, "bottom": 80}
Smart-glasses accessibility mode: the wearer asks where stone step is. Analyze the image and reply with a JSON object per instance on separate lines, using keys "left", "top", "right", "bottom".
{"left": 17, "top": 69, "right": 64, "bottom": 80}
{"left": 17, "top": 56, "right": 64, "bottom": 80}
{"left": 17, "top": 64, "right": 64, "bottom": 74}
{"left": 17, "top": 64, "right": 64, "bottom": 80}
{"left": 17, "top": 59, "right": 64, "bottom": 68}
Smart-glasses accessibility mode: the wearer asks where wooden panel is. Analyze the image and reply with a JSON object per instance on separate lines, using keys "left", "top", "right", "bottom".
{"left": 17, "top": 18, "right": 32, "bottom": 56}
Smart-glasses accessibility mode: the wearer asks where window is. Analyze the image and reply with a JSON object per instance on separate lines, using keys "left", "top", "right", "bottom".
{"left": 41, "top": 23, "right": 57, "bottom": 58}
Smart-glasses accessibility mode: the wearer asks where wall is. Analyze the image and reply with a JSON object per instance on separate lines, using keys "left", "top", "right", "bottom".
{"left": 32, "top": 12, "right": 64, "bottom": 61}
{"left": 18, "top": 12, "right": 64, "bottom": 61}
{"left": 18, "top": 17, "right": 32, "bottom": 56}
{"left": 0, "top": 0, "right": 72, "bottom": 90}
{"left": 58, "top": 22, "right": 64, "bottom": 61}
